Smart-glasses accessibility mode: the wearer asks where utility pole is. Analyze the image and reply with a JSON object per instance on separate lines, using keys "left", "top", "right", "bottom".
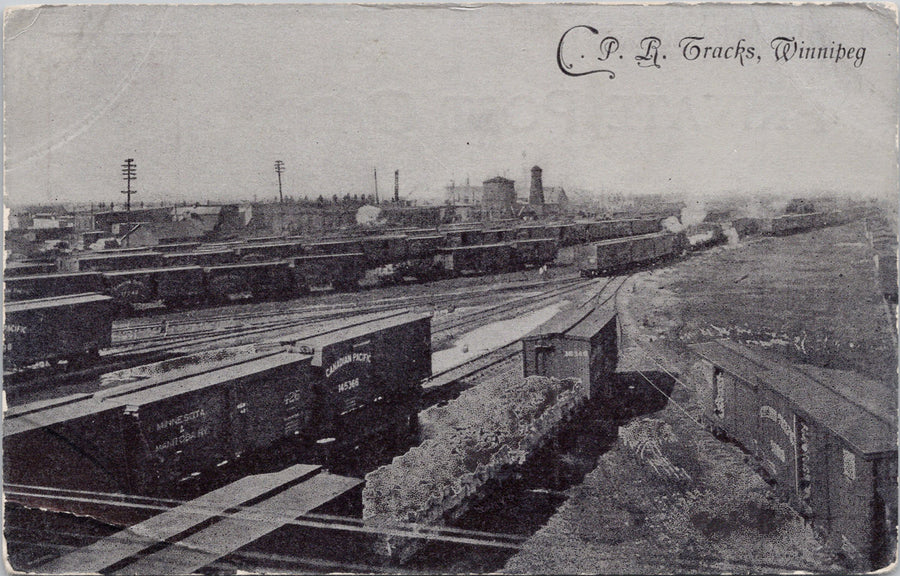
{"left": 373, "top": 167, "right": 379, "bottom": 204}
{"left": 274, "top": 160, "right": 285, "bottom": 204}
{"left": 121, "top": 158, "right": 137, "bottom": 247}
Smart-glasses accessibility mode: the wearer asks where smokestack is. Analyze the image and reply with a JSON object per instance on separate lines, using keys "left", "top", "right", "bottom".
{"left": 530, "top": 165, "right": 545, "bottom": 206}
{"left": 394, "top": 170, "right": 399, "bottom": 202}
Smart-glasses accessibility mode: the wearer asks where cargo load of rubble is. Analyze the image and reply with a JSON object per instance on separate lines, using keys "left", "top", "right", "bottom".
{"left": 362, "top": 374, "right": 586, "bottom": 560}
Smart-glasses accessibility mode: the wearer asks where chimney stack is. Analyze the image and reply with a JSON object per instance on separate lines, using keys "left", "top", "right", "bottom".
{"left": 529, "top": 165, "right": 545, "bottom": 207}
{"left": 394, "top": 170, "right": 399, "bottom": 202}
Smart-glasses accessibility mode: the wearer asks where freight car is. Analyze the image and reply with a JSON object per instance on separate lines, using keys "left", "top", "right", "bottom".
{"left": 291, "top": 253, "right": 367, "bottom": 292}
{"left": 4, "top": 271, "right": 105, "bottom": 302}
{"left": 578, "top": 232, "right": 686, "bottom": 277}
{"left": 3, "top": 293, "right": 116, "bottom": 369}
{"left": 102, "top": 266, "right": 207, "bottom": 310}
{"left": 522, "top": 303, "right": 618, "bottom": 398}
{"left": 4, "top": 312, "right": 431, "bottom": 501}
{"left": 161, "top": 248, "right": 237, "bottom": 267}
{"left": 691, "top": 340, "right": 897, "bottom": 570}
{"left": 770, "top": 212, "right": 827, "bottom": 236}
{"left": 4, "top": 262, "right": 57, "bottom": 277}
{"left": 204, "top": 261, "right": 296, "bottom": 302}
{"left": 435, "top": 242, "right": 515, "bottom": 276}
{"left": 73, "top": 251, "right": 164, "bottom": 272}
{"left": 233, "top": 240, "right": 305, "bottom": 262}
{"left": 513, "top": 238, "right": 559, "bottom": 268}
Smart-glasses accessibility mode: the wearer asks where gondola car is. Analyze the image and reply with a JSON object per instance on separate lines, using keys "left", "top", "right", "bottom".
{"left": 3, "top": 293, "right": 116, "bottom": 369}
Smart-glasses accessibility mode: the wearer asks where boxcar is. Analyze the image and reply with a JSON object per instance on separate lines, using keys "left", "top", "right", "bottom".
{"left": 4, "top": 312, "right": 432, "bottom": 501}
{"left": 204, "top": 261, "right": 295, "bottom": 302}
{"left": 161, "top": 249, "right": 237, "bottom": 267}
{"left": 4, "top": 271, "right": 105, "bottom": 302}
{"left": 629, "top": 218, "right": 662, "bottom": 236}
{"left": 442, "top": 228, "right": 484, "bottom": 248}
{"left": 291, "top": 253, "right": 367, "bottom": 292}
{"left": 102, "top": 266, "right": 206, "bottom": 309}
{"left": 359, "top": 235, "right": 409, "bottom": 266}
{"left": 406, "top": 234, "right": 444, "bottom": 258}
{"left": 4, "top": 293, "right": 115, "bottom": 368}
{"left": 283, "top": 311, "right": 431, "bottom": 438}
{"left": 153, "top": 242, "right": 202, "bottom": 253}
{"left": 4, "top": 262, "right": 57, "bottom": 277}
{"left": 580, "top": 232, "right": 683, "bottom": 276}
{"left": 522, "top": 304, "right": 618, "bottom": 399}
{"left": 234, "top": 240, "right": 305, "bottom": 262}
{"left": 435, "top": 243, "right": 514, "bottom": 275}
{"left": 75, "top": 251, "right": 163, "bottom": 272}
{"left": 691, "top": 340, "right": 898, "bottom": 570}
{"left": 303, "top": 239, "right": 363, "bottom": 256}
{"left": 513, "top": 238, "right": 559, "bottom": 268}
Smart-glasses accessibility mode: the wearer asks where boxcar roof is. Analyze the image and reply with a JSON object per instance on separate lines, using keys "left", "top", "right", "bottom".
{"left": 3, "top": 350, "right": 307, "bottom": 436}
{"left": 289, "top": 311, "right": 430, "bottom": 366}
{"left": 78, "top": 251, "right": 160, "bottom": 260}
{"left": 204, "top": 261, "right": 290, "bottom": 271}
{"left": 5, "top": 271, "right": 101, "bottom": 281}
{"left": 591, "top": 232, "right": 674, "bottom": 246}
{"left": 6, "top": 292, "right": 113, "bottom": 312}
{"left": 690, "top": 339, "right": 897, "bottom": 456}
{"left": 525, "top": 303, "right": 616, "bottom": 341}
{"left": 440, "top": 242, "right": 511, "bottom": 251}
{"left": 102, "top": 266, "right": 202, "bottom": 276}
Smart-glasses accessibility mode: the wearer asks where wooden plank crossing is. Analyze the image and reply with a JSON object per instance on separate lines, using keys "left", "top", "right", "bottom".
{"left": 41, "top": 464, "right": 322, "bottom": 574}
{"left": 119, "top": 472, "right": 363, "bottom": 575}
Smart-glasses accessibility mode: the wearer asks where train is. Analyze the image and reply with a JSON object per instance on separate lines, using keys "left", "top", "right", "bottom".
{"left": 577, "top": 231, "right": 688, "bottom": 277}
{"left": 4, "top": 311, "right": 431, "bottom": 505}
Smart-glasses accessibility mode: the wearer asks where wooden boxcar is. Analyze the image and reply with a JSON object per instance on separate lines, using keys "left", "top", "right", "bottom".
{"left": 358, "top": 235, "right": 409, "bottom": 266}
{"left": 291, "top": 253, "right": 367, "bottom": 292}
{"left": 435, "top": 243, "right": 514, "bottom": 276}
{"left": 522, "top": 304, "right": 618, "bottom": 399}
{"left": 4, "top": 262, "right": 57, "bottom": 277}
{"left": 691, "top": 340, "right": 897, "bottom": 570}
{"left": 204, "top": 261, "right": 295, "bottom": 302}
{"left": 4, "top": 312, "right": 431, "bottom": 501}
{"left": 4, "top": 271, "right": 105, "bottom": 302}
{"left": 513, "top": 238, "right": 559, "bottom": 268}
{"left": 4, "top": 293, "right": 115, "bottom": 368}
{"left": 161, "top": 249, "right": 237, "bottom": 268}
{"left": 580, "top": 232, "right": 684, "bottom": 276}
{"left": 75, "top": 251, "right": 163, "bottom": 272}
{"left": 102, "top": 266, "right": 206, "bottom": 309}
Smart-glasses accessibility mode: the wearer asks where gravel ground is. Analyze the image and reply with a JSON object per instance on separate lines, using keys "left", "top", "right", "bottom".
{"left": 505, "top": 221, "right": 893, "bottom": 574}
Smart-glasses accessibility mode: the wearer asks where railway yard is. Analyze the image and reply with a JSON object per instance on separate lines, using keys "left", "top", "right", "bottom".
{"left": 3, "top": 208, "right": 897, "bottom": 574}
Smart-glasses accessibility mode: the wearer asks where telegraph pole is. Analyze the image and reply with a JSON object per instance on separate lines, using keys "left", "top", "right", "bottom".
{"left": 121, "top": 159, "right": 137, "bottom": 247}
{"left": 274, "top": 160, "right": 285, "bottom": 204}
{"left": 373, "top": 167, "right": 379, "bottom": 204}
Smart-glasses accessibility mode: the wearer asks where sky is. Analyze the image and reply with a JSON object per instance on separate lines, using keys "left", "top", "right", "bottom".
{"left": 3, "top": 3, "right": 898, "bottom": 206}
